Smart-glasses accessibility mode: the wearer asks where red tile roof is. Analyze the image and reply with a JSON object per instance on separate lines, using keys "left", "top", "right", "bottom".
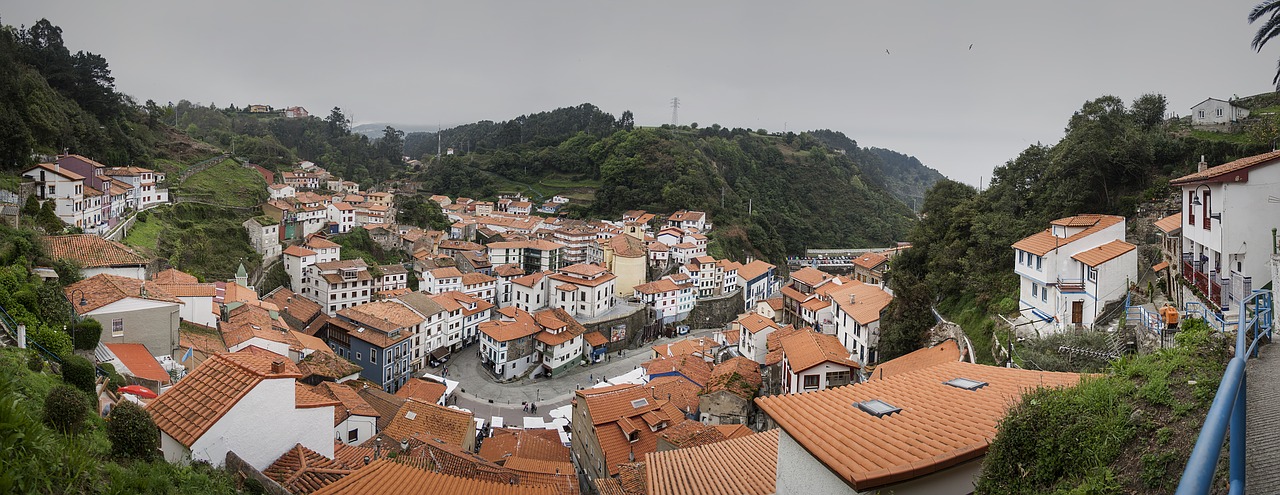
{"left": 380, "top": 399, "right": 474, "bottom": 449}
{"left": 104, "top": 342, "right": 171, "bottom": 385}
{"left": 316, "top": 381, "right": 380, "bottom": 425}
{"left": 702, "top": 357, "right": 761, "bottom": 400}
{"left": 153, "top": 268, "right": 199, "bottom": 285}
{"left": 647, "top": 375, "right": 702, "bottom": 415}
{"left": 584, "top": 331, "right": 609, "bottom": 347}
{"left": 66, "top": 274, "right": 183, "bottom": 313}
{"left": 827, "top": 280, "right": 894, "bottom": 325}
{"left": 577, "top": 383, "right": 692, "bottom": 476}
{"left": 296, "top": 349, "right": 363, "bottom": 382}
{"left": 869, "top": 339, "right": 962, "bottom": 381}
{"left": 311, "top": 459, "right": 558, "bottom": 495}
{"left": 790, "top": 267, "right": 833, "bottom": 287}
{"left": 146, "top": 348, "right": 306, "bottom": 447}
{"left": 394, "top": 378, "right": 448, "bottom": 404}
{"left": 650, "top": 337, "right": 717, "bottom": 359}
{"left": 736, "top": 260, "right": 775, "bottom": 281}
{"left": 1170, "top": 149, "right": 1280, "bottom": 185}
{"left": 1011, "top": 214, "right": 1124, "bottom": 256}
{"left": 642, "top": 354, "right": 713, "bottom": 387}
{"left": 645, "top": 429, "right": 778, "bottom": 495}
{"left": 479, "top": 308, "right": 542, "bottom": 343}
{"left": 1154, "top": 212, "right": 1183, "bottom": 234}
{"left": 264, "top": 443, "right": 353, "bottom": 494}
{"left": 44, "top": 234, "right": 148, "bottom": 268}
{"left": 478, "top": 427, "right": 572, "bottom": 465}
{"left": 755, "top": 361, "right": 1081, "bottom": 491}
{"left": 780, "top": 329, "right": 860, "bottom": 372}
{"left": 1071, "top": 239, "right": 1137, "bottom": 267}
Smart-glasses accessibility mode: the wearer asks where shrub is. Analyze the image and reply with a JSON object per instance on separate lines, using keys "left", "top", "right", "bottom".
{"left": 108, "top": 401, "right": 158, "bottom": 461}
{"left": 27, "top": 351, "right": 43, "bottom": 373}
{"left": 61, "top": 355, "right": 97, "bottom": 396}
{"left": 71, "top": 319, "right": 103, "bottom": 350}
{"left": 42, "top": 385, "right": 89, "bottom": 434}
{"left": 98, "top": 363, "right": 126, "bottom": 390}
{"left": 29, "top": 325, "right": 72, "bottom": 358}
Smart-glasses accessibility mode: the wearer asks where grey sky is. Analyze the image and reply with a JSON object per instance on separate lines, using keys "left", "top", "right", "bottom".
{"left": 6, "top": 1, "right": 1276, "bottom": 185}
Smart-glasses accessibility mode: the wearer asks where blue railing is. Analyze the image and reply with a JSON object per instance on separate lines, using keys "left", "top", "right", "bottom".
{"left": 0, "top": 303, "right": 63, "bottom": 364}
{"left": 1175, "top": 289, "right": 1273, "bottom": 494}
{"left": 1183, "top": 301, "right": 1232, "bottom": 332}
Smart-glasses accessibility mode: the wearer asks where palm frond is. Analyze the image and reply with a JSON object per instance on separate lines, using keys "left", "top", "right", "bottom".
{"left": 1249, "top": 0, "right": 1280, "bottom": 22}
{"left": 1254, "top": 17, "right": 1280, "bottom": 50}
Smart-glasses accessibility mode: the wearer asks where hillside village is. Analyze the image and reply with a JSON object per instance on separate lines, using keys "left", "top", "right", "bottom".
{"left": 4, "top": 135, "right": 1276, "bottom": 495}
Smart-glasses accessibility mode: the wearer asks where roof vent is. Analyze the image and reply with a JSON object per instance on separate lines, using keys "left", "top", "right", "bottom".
{"left": 944, "top": 377, "right": 989, "bottom": 390}
{"left": 405, "top": 411, "right": 417, "bottom": 420}
{"left": 856, "top": 399, "right": 901, "bottom": 418}
{"left": 630, "top": 398, "right": 649, "bottom": 409}
{"left": 270, "top": 360, "right": 285, "bottom": 374}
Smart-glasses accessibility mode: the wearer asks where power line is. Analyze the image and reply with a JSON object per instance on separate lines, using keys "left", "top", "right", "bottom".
{"left": 670, "top": 97, "right": 680, "bottom": 126}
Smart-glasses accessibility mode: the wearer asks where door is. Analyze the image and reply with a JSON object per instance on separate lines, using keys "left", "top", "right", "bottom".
{"left": 1071, "top": 300, "right": 1083, "bottom": 325}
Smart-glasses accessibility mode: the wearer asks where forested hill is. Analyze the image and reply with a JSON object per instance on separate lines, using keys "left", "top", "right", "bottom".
{"left": 806, "top": 130, "right": 945, "bottom": 209}
{"left": 407, "top": 106, "right": 930, "bottom": 263}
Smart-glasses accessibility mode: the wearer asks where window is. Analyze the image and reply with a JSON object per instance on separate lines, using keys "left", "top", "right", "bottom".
{"left": 356, "top": 351, "right": 362, "bottom": 361}
{"left": 1018, "top": 251, "right": 1024, "bottom": 264}
{"left": 1202, "top": 189, "right": 1211, "bottom": 231}
{"left": 803, "top": 374, "right": 820, "bottom": 389}
{"left": 1188, "top": 191, "right": 1195, "bottom": 225}
{"left": 826, "top": 371, "right": 851, "bottom": 387}
{"left": 1088, "top": 267, "right": 1098, "bottom": 282}
{"left": 1198, "top": 110, "right": 1205, "bottom": 119}
{"left": 371, "top": 351, "right": 376, "bottom": 364}
{"left": 111, "top": 318, "right": 124, "bottom": 337}
{"left": 1041, "top": 289, "right": 1048, "bottom": 302}
{"left": 1032, "top": 284, "right": 1039, "bottom": 297}
{"left": 1036, "top": 256, "right": 1042, "bottom": 270}
{"left": 1216, "top": 108, "right": 1224, "bottom": 117}
{"left": 347, "top": 429, "right": 358, "bottom": 442}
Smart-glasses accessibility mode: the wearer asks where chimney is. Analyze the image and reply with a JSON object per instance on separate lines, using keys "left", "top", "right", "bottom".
{"left": 849, "top": 294, "right": 857, "bottom": 304}
{"left": 271, "top": 360, "right": 285, "bottom": 374}
{"left": 1198, "top": 155, "right": 1208, "bottom": 173}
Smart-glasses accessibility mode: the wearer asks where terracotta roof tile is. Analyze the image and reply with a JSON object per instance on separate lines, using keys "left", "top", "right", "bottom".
{"left": 44, "top": 234, "right": 148, "bottom": 268}
{"left": 656, "top": 417, "right": 726, "bottom": 448}
{"left": 27, "top": 162, "right": 84, "bottom": 180}
{"left": 701, "top": 357, "right": 761, "bottom": 400}
{"left": 1071, "top": 239, "right": 1136, "bottom": 267}
{"left": 153, "top": 268, "right": 199, "bottom": 285}
{"left": 394, "top": 378, "right": 448, "bottom": 404}
{"left": 356, "top": 386, "right": 407, "bottom": 431}
{"left": 737, "top": 313, "right": 779, "bottom": 335}
{"left": 780, "top": 329, "right": 859, "bottom": 372}
{"left": 869, "top": 339, "right": 963, "bottom": 381}
{"left": 827, "top": 281, "right": 893, "bottom": 325}
{"left": 642, "top": 354, "right": 713, "bottom": 387}
{"left": 284, "top": 245, "right": 318, "bottom": 257}
{"left": 755, "top": 361, "right": 1081, "bottom": 491}
{"left": 1011, "top": 214, "right": 1124, "bottom": 256}
{"left": 66, "top": 274, "right": 182, "bottom": 313}
{"left": 297, "top": 350, "right": 363, "bottom": 382}
{"left": 712, "top": 424, "right": 754, "bottom": 440}
{"left": 478, "top": 428, "right": 572, "bottom": 465}
{"left": 789, "top": 266, "right": 833, "bottom": 287}
{"left": 650, "top": 337, "right": 716, "bottom": 360}
{"left": 763, "top": 325, "right": 805, "bottom": 366}
{"left": 264, "top": 287, "right": 324, "bottom": 329}
{"left": 607, "top": 234, "right": 647, "bottom": 258}
{"left": 736, "top": 260, "right": 775, "bottom": 282}
{"left": 1170, "top": 149, "right": 1280, "bottom": 185}
{"left": 852, "top": 252, "right": 889, "bottom": 270}
{"left": 316, "top": 381, "right": 380, "bottom": 425}
{"left": 1154, "top": 212, "right": 1183, "bottom": 234}
{"left": 146, "top": 348, "right": 304, "bottom": 447}
{"left": 647, "top": 376, "right": 702, "bottom": 415}
{"left": 480, "top": 308, "right": 542, "bottom": 342}
{"left": 338, "top": 300, "right": 424, "bottom": 335}
{"left": 296, "top": 382, "right": 342, "bottom": 409}
{"left": 311, "top": 459, "right": 558, "bottom": 495}
{"left": 646, "top": 429, "right": 778, "bottom": 495}
{"left": 584, "top": 331, "right": 609, "bottom": 347}
{"left": 381, "top": 399, "right": 474, "bottom": 449}
{"left": 333, "top": 441, "right": 376, "bottom": 468}
{"left": 577, "top": 383, "right": 692, "bottom": 476}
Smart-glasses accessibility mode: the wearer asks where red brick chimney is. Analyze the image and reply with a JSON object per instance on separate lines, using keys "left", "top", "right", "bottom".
{"left": 1198, "top": 155, "right": 1208, "bottom": 173}
{"left": 271, "top": 360, "right": 285, "bottom": 374}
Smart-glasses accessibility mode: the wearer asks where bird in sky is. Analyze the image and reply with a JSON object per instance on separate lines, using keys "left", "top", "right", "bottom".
{"left": 969, "top": 44, "right": 974, "bottom": 50}
{"left": 885, "top": 49, "right": 890, "bottom": 55}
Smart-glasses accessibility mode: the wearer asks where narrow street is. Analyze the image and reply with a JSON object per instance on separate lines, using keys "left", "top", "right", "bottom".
{"left": 441, "top": 328, "right": 720, "bottom": 428}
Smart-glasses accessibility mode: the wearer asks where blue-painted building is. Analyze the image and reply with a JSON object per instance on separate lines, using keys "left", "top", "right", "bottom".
{"left": 326, "top": 301, "right": 423, "bottom": 393}
{"left": 738, "top": 260, "right": 779, "bottom": 312}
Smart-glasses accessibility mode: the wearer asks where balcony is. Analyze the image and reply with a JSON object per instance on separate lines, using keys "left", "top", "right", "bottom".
{"left": 1182, "top": 258, "right": 1226, "bottom": 306}
{"left": 1057, "top": 277, "right": 1086, "bottom": 293}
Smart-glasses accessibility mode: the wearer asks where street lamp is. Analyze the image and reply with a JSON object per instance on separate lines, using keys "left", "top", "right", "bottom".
{"left": 66, "top": 289, "right": 88, "bottom": 348}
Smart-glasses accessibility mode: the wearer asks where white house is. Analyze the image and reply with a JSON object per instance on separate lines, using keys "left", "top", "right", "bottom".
{"left": 735, "top": 311, "right": 782, "bottom": 364}
{"left": 314, "top": 381, "right": 380, "bottom": 446}
{"left": 421, "top": 267, "right": 464, "bottom": 294}
{"left": 737, "top": 260, "right": 779, "bottom": 312}
{"left": 306, "top": 259, "right": 376, "bottom": 316}
{"left": 825, "top": 281, "right": 893, "bottom": 365}
{"left": 147, "top": 349, "right": 336, "bottom": 470}
{"left": 243, "top": 216, "right": 282, "bottom": 260}
{"left": 633, "top": 277, "right": 695, "bottom": 325}
{"left": 509, "top": 271, "right": 551, "bottom": 313}
{"left": 1172, "top": 151, "right": 1280, "bottom": 310}
{"left": 1190, "top": 97, "right": 1249, "bottom": 127}
{"left": 326, "top": 202, "right": 356, "bottom": 234}
{"left": 1011, "top": 214, "right": 1136, "bottom": 331}
{"left": 268, "top": 183, "right": 296, "bottom": 199}
{"left": 547, "top": 263, "right": 618, "bottom": 320}
{"left": 22, "top": 163, "right": 98, "bottom": 230}
{"left": 778, "top": 329, "right": 860, "bottom": 394}
{"left": 756, "top": 361, "right": 1081, "bottom": 495}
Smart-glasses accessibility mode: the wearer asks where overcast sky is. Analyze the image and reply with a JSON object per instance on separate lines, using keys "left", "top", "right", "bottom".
{"left": 7, "top": 1, "right": 1277, "bottom": 185}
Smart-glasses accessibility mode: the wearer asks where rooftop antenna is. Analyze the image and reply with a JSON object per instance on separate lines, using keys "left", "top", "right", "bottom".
{"left": 670, "top": 97, "right": 680, "bottom": 126}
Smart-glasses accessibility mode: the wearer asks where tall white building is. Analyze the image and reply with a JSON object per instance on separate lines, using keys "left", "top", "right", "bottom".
{"left": 1012, "top": 214, "right": 1136, "bottom": 332}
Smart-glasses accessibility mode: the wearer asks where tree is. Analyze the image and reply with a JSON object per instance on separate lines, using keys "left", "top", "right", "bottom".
{"left": 1129, "top": 93, "right": 1167, "bottom": 131}
{"left": 325, "top": 107, "right": 350, "bottom": 137}
{"left": 71, "top": 318, "right": 102, "bottom": 350}
{"left": 107, "top": 401, "right": 158, "bottom": 461}
{"left": 43, "top": 385, "right": 89, "bottom": 434}
{"left": 619, "top": 110, "right": 635, "bottom": 131}
{"left": 1250, "top": 0, "right": 1280, "bottom": 88}
{"left": 36, "top": 200, "right": 63, "bottom": 233}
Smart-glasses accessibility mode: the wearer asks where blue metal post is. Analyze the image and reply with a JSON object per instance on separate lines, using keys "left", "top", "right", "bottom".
{"left": 1229, "top": 372, "right": 1245, "bottom": 495}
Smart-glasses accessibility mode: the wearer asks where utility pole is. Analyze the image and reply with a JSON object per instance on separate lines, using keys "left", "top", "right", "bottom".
{"left": 437, "top": 124, "right": 442, "bottom": 159}
{"left": 670, "top": 97, "right": 680, "bottom": 126}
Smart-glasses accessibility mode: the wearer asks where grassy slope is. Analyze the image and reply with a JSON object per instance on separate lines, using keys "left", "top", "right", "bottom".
{"left": 172, "top": 159, "right": 267, "bottom": 207}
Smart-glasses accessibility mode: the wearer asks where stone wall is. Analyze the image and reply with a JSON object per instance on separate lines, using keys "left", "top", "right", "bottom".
{"left": 225, "top": 451, "right": 291, "bottom": 495}
{"left": 698, "top": 390, "right": 752, "bottom": 425}
{"left": 686, "top": 290, "right": 744, "bottom": 330}
{"left": 579, "top": 303, "right": 649, "bottom": 352}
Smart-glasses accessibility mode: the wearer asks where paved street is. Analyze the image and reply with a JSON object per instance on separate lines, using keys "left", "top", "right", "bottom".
{"left": 440, "top": 328, "right": 720, "bottom": 428}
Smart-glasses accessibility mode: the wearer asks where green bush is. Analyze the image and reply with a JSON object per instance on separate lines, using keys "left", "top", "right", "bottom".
{"left": 61, "top": 355, "right": 97, "bottom": 396}
{"left": 26, "top": 351, "right": 43, "bottom": 373}
{"left": 107, "top": 401, "right": 158, "bottom": 461}
{"left": 29, "top": 325, "right": 72, "bottom": 358}
{"left": 71, "top": 319, "right": 103, "bottom": 350}
{"left": 98, "top": 363, "right": 126, "bottom": 391}
{"left": 43, "top": 385, "right": 90, "bottom": 434}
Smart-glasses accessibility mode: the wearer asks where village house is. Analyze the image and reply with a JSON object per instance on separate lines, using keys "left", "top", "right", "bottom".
{"left": 268, "top": 183, "right": 296, "bottom": 199}
{"left": 65, "top": 274, "right": 182, "bottom": 358}
{"left": 533, "top": 308, "right": 589, "bottom": 377}
{"left": 571, "top": 382, "right": 692, "bottom": 486}
{"left": 756, "top": 361, "right": 1081, "bottom": 494}
{"left": 681, "top": 256, "right": 741, "bottom": 299}
{"left": 547, "top": 263, "right": 618, "bottom": 320}
{"left": 44, "top": 234, "right": 150, "bottom": 279}
{"left": 312, "top": 381, "right": 381, "bottom": 446}
{"left": 1190, "top": 97, "right": 1250, "bottom": 127}
{"left": 386, "top": 292, "right": 448, "bottom": 369}
{"left": 487, "top": 239, "right": 567, "bottom": 273}
{"left": 242, "top": 216, "right": 282, "bottom": 260}
{"left": 479, "top": 307, "right": 543, "bottom": 380}
{"left": 777, "top": 328, "right": 860, "bottom": 393}
{"left": 698, "top": 356, "right": 763, "bottom": 426}
{"left": 667, "top": 210, "right": 708, "bottom": 232}
{"left": 430, "top": 290, "right": 494, "bottom": 353}
{"left": 102, "top": 165, "right": 167, "bottom": 210}
{"left": 735, "top": 311, "right": 783, "bottom": 364}
{"left": 825, "top": 280, "right": 894, "bottom": 364}
{"left": 219, "top": 302, "right": 305, "bottom": 359}
{"left": 1012, "top": 214, "right": 1136, "bottom": 331}
{"left": 509, "top": 271, "right": 550, "bottom": 313}
{"left": 736, "top": 259, "right": 778, "bottom": 311}
{"left": 52, "top": 155, "right": 129, "bottom": 231}
{"left": 633, "top": 276, "right": 696, "bottom": 325}
{"left": 22, "top": 163, "right": 104, "bottom": 232}
{"left": 590, "top": 226, "right": 649, "bottom": 298}
{"left": 421, "top": 266, "right": 464, "bottom": 294}
{"left": 494, "top": 263, "right": 525, "bottom": 307}
{"left": 850, "top": 251, "right": 889, "bottom": 286}
{"left": 1153, "top": 212, "right": 1183, "bottom": 307}
{"left": 459, "top": 271, "right": 498, "bottom": 304}
{"left": 306, "top": 259, "right": 376, "bottom": 316}
{"left": 147, "top": 348, "right": 337, "bottom": 470}
{"left": 333, "top": 300, "right": 423, "bottom": 393}
{"left": 152, "top": 268, "right": 218, "bottom": 329}
{"left": 780, "top": 266, "right": 840, "bottom": 328}
{"left": 1171, "top": 151, "right": 1280, "bottom": 310}
{"left": 326, "top": 201, "right": 356, "bottom": 233}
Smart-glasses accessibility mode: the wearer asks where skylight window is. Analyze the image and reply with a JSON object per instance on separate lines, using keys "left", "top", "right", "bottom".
{"left": 944, "top": 378, "right": 989, "bottom": 390}
{"left": 856, "top": 399, "right": 901, "bottom": 418}
{"left": 405, "top": 411, "right": 417, "bottom": 420}
{"left": 630, "top": 398, "right": 649, "bottom": 408}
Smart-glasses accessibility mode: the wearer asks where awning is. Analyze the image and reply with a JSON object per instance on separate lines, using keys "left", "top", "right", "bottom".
{"left": 1152, "top": 261, "right": 1170, "bottom": 272}
{"left": 430, "top": 347, "right": 450, "bottom": 359}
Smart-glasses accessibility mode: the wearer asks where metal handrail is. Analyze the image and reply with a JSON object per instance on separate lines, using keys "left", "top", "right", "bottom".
{"left": 1175, "top": 289, "right": 1273, "bottom": 494}
{"left": 0, "top": 303, "right": 62, "bottom": 364}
